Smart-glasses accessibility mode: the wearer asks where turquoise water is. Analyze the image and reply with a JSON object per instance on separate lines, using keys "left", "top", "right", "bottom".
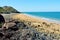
{"left": 24, "top": 12, "right": 60, "bottom": 20}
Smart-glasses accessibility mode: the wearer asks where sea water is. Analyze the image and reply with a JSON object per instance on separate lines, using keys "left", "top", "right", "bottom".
{"left": 24, "top": 12, "right": 60, "bottom": 20}
{"left": 23, "top": 12, "right": 60, "bottom": 24}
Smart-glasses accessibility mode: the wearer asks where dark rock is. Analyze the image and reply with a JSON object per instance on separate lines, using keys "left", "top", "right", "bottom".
{"left": 5, "top": 33, "right": 13, "bottom": 39}
{"left": 0, "top": 14, "right": 5, "bottom": 23}
{"left": 8, "top": 25, "right": 19, "bottom": 31}
{"left": 0, "top": 20, "right": 59, "bottom": 40}
{"left": 0, "top": 32, "right": 4, "bottom": 37}
{"left": 14, "top": 21, "right": 20, "bottom": 24}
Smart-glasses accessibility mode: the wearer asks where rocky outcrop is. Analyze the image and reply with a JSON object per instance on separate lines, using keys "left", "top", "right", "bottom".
{"left": 0, "top": 20, "right": 59, "bottom": 40}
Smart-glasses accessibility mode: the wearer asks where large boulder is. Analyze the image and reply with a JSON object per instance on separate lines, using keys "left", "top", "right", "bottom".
{"left": 0, "top": 14, "right": 5, "bottom": 23}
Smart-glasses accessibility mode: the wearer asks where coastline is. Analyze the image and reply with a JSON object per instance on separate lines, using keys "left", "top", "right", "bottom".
{"left": 23, "top": 13, "right": 60, "bottom": 24}
{"left": 12, "top": 13, "right": 60, "bottom": 34}
{"left": 1, "top": 13, "right": 60, "bottom": 40}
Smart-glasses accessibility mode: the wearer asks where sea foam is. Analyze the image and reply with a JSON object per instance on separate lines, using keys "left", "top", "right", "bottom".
{"left": 23, "top": 13, "right": 60, "bottom": 24}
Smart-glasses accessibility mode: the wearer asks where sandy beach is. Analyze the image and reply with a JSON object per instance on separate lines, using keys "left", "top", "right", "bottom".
{"left": 12, "top": 13, "right": 60, "bottom": 34}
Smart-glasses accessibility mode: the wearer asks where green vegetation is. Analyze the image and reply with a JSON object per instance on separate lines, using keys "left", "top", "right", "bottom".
{"left": 0, "top": 6, "right": 20, "bottom": 14}
{"left": 0, "top": 7, "right": 5, "bottom": 13}
{"left": 0, "top": 23, "right": 3, "bottom": 28}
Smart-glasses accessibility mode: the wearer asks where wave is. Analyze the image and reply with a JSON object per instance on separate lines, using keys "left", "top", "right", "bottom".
{"left": 23, "top": 13, "right": 60, "bottom": 24}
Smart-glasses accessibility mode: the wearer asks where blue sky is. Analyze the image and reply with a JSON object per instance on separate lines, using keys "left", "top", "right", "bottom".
{"left": 0, "top": 0, "right": 60, "bottom": 12}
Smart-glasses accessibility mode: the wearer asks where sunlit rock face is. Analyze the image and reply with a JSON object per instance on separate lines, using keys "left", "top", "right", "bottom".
{"left": 1, "top": 13, "right": 20, "bottom": 22}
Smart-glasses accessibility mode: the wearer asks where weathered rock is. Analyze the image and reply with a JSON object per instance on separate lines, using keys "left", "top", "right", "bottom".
{"left": 2, "top": 22, "right": 16, "bottom": 29}
{"left": 0, "top": 20, "right": 59, "bottom": 40}
{"left": 0, "top": 32, "right": 4, "bottom": 38}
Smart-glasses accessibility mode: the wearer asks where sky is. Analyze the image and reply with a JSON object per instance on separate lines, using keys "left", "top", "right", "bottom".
{"left": 0, "top": 0, "right": 60, "bottom": 12}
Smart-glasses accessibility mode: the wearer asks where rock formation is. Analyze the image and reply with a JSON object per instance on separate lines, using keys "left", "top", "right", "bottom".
{"left": 0, "top": 19, "right": 54, "bottom": 40}
{"left": 0, "top": 14, "right": 60, "bottom": 40}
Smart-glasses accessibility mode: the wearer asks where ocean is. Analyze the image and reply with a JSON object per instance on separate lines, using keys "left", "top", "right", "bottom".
{"left": 23, "top": 12, "right": 60, "bottom": 24}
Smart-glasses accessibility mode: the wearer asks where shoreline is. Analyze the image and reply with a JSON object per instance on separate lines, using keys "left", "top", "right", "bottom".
{"left": 12, "top": 13, "right": 60, "bottom": 34}
{"left": 23, "top": 13, "right": 60, "bottom": 24}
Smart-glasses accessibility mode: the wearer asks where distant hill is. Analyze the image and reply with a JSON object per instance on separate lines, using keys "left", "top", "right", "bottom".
{"left": 0, "top": 6, "right": 20, "bottom": 14}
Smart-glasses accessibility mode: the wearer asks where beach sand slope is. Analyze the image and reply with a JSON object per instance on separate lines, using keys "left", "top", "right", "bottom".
{"left": 12, "top": 14, "right": 60, "bottom": 35}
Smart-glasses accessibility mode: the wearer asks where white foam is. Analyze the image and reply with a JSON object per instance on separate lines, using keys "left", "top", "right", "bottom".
{"left": 23, "top": 13, "right": 60, "bottom": 24}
